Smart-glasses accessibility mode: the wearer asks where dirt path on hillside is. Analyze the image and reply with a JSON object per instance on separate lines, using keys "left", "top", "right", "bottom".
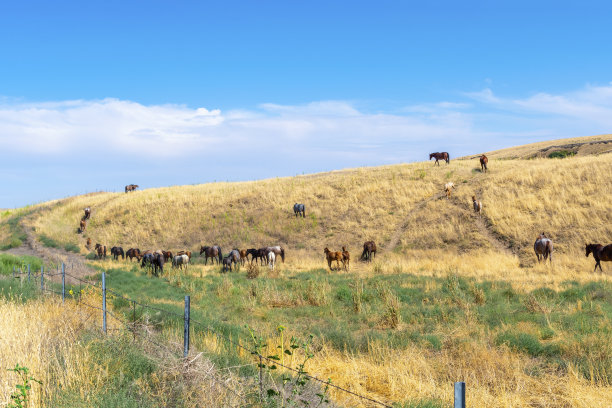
{"left": 385, "top": 175, "right": 518, "bottom": 257}
{"left": 1, "top": 208, "right": 96, "bottom": 285}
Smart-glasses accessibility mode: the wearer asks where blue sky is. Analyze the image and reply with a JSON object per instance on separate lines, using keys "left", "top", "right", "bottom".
{"left": 1, "top": 1, "right": 612, "bottom": 207}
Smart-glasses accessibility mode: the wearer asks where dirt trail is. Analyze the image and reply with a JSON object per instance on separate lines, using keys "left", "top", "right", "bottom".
{"left": 385, "top": 174, "right": 518, "bottom": 256}
{"left": 1, "top": 208, "right": 96, "bottom": 285}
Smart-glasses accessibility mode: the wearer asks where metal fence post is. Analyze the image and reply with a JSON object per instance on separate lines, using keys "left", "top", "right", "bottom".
{"left": 12, "top": 266, "right": 15, "bottom": 280}
{"left": 183, "top": 296, "right": 190, "bottom": 358}
{"left": 102, "top": 272, "right": 107, "bottom": 334}
{"left": 28, "top": 264, "right": 30, "bottom": 282}
{"left": 454, "top": 382, "right": 465, "bottom": 408}
{"left": 62, "top": 263, "right": 65, "bottom": 303}
{"left": 40, "top": 266, "right": 44, "bottom": 291}
{"left": 132, "top": 300, "right": 136, "bottom": 342}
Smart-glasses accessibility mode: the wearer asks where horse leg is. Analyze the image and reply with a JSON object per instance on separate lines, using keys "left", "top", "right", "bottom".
{"left": 596, "top": 260, "right": 602, "bottom": 272}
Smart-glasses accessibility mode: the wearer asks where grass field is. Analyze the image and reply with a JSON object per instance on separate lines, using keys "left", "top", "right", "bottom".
{"left": 1, "top": 135, "right": 612, "bottom": 407}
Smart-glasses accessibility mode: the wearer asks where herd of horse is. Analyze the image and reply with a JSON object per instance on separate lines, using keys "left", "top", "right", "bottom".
{"left": 76, "top": 152, "right": 609, "bottom": 275}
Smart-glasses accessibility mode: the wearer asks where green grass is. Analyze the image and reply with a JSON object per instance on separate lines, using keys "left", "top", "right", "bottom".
{"left": 91, "top": 265, "right": 612, "bottom": 385}
{"left": 39, "top": 233, "right": 60, "bottom": 248}
{"left": 548, "top": 150, "right": 576, "bottom": 159}
{"left": 0, "top": 253, "right": 44, "bottom": 276}
{"left": 0, "top": 210, "right": 28, "bottom": 250}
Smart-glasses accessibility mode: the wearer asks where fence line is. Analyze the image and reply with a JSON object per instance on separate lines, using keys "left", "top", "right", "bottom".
{"left": 7, "top": 263, "right": 467, "bottom": 408}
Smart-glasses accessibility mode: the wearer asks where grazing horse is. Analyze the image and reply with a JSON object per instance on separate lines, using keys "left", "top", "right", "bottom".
{"left": 162, "top": 251, "right": 173, "bottom": 262}
{"left": 361, "top": 241, "right": 377, "bottom": 262}
{"left": 110, "top": 246, "right": 125, "bottom": 260}
{"left": 142, "top": 253, "right": 164, "bottom": 276}
{"left": 341, "top": 246, "right": 350, "bottom": 271}
{"left": 177, "top": 250, "right": 192, "bottom": 259}
{"left": 266, "top": 246, "right": 285, "bottom": 263}
{"left": 94, "top": 243, "right": 107, "bottom": 259}
{"left": 293, "top": 203, "right": 306, "bottom": 218}
{"left": 472, "top": 196, "right": 482, "bottom": 215}
{"left": 268, "top": 251, "right": 276, "bottom": 271}
{"left": 444, "top": 182, "right": 455, "bottom": 199}
{"left": 480, "top": 155, "right": 488, "bottom": 173}
{"left": 429, "top": 152, "right": 450, "bottom": 165}
{"left": 534, "top": 233, "right": 553, "bottom": 263}
{"left": 246, "top": 248, "right": 261, "bottom": 264}
{"left": 86, "top": 238, "right": 92, "bottom": 250}
{"left": 227, "top": 249, "right": 241, "bottom": 269}
{"left": 126, "top": 248, "right": 141, "bottom": 261}
{"left": 200, "top": 246, "right": 222, "bottom": 265}
{"left": 172, "top": 254, "right": 190, "bottom": 270}
{"left": 222, "top": 256, "right": 233, "bottom": 272}
{"left": 238, "top": 249, "right": 248, "bottom": 266}
{"left": 83, "top": 207, "right": 91, "bottom": 220}
{"left": 324, "top": 247, "right": 343, "bottom": 271}
{"left": 79, "top": 219, "right": 87, "bottom": 233}
{"left": 586, "top": 244, "right": 612, "bottom": 272}
{"left": 125, "top": 184, "right": 139, "bottom": 193}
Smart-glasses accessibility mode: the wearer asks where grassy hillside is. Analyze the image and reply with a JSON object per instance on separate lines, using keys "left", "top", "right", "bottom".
{"left": 2, "top": 135, "right": 612, "bottom": 407}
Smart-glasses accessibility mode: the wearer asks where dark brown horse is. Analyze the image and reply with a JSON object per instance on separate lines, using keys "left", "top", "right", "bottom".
{"left": 125, "top": 184, "right": 139, "bottom": 193}
{"left": 110, "top": 246, "right": 125, "bottom": 260}
{"left": 94, "top": 243, "right": 107, "bottom": 259}
{"left": 361, "top": 241, "right": 377, "bottom": 262}
{"left": 341, "top": 246, "right": 350, "bottom": 271}
{"left": 200, "top": 246, "right": 222, "bottom": 264}
{"left": 480, "top": 155, "right": 488, "bottom": 173}
{"left": 586, "top": 244, "right": 612, "bottom": 272}
{"left": 429, "top": 152, "right": 449, "bottom": 165}
{"left": 83, "top": 207, "right": 91, "bottom": 220}
{"left": 324, "top": 247, "right": 343, "bottom": 271}
{"left": 126, "top": 248, "right": 142, "bottom": 261}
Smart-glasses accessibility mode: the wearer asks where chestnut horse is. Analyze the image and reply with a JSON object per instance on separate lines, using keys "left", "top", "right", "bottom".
{"left": 429, "top": 152, "right": 450, "bottom": 165}
{"left": 586, "top": 244, "right": 612, "bottom": 272}
{"left": 126, "top": 248, "right": 141, "bottom": 261}
{"left": 361, "top": 241, "right": 377, "bottom": 262}
{"left": 94, "top": 243, "right": 107, "bottom": 259}
{"left": 125, "top": 184, "right": 139, "bottom": 193}
{"left": 341, "top": 246, "right": 350, "bottom": 271}
{"left": 534, "top": 233, "right": 553, "bottom": 263}
{"left": 472, "top": 196, "right": 482, "bottom": 215}
{"left": 480, "top": 155, "right": 488, "bottom": 173}
{"left": 79, "top": 219, "right": 87, "bottom": 233}
{"left": 324, "top": 247, "right": 343, "bottom": 271}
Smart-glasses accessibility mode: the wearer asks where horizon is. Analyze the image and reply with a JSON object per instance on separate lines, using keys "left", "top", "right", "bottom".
{"left": 2, "top": 1, "right": 612, "bottom": 207}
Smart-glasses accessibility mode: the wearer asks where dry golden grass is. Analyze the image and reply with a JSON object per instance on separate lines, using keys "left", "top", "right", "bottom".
{"left": 4, "top": 135, "right": 612, "bottom": 407}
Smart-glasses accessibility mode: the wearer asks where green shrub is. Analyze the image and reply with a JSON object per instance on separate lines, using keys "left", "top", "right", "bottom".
{"left": 39, "top": 234, "right": 59, "bottom": 248}
{"left": 548, "top": 150, "right": 576, "bottom": 159}
{"left": 64, "top": 243, "right": 80, "bottom": 253}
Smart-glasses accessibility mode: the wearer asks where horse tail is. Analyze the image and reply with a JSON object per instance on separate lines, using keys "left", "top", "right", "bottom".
{"left": 218, "top": 247, "right": 223, "bottom": 264}
{"left": 281, "top": 248, "right": 285, "bottom": 263}
{"left": 446, "top": 153, "right": 450, "bottom": 163}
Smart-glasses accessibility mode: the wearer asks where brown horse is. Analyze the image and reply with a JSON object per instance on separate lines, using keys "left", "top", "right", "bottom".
{"left": 361, "top": 241, "right": 377, "bottom": 262}
{"left": 445, "top": 182, "right": 455, "bottom": 199}
{"left": 429, "top": 152, "right": 450, "bottom": 165}
{"left": 94, "top": 243, "right": 107, "bottom": 259}
{"left": 239, "top": 249, "right": 248, "bottom": 266}
{"left": 79, "top": 219, "right": 87, "bottom": 233}
{"left": 324, "top": 247, "right": 343, "bottom": 271}
{"left": 480, "top": 155, "right": 488, "bottom": 173}
{"left": 586, "top": 244, "right": 612, "bottom": 272}
{"left": 162, "top": 251, "right": 173, "bottom": 262}
{"left": 86, "top": 237, "right": 92, "bottom": 250}
{"left": 200, "top": 246, "right": 222, "bottom": 265}
{"left": 341, "top": 246, "right": 350, "bottom": 271}
{"left": 126, "top": 248, "right": 142, "bottom": 261}
{"left": 125, "top": 184, "right": 139, "bottom": 193}
{"left": 83, "top": 207, "right": 91, "bottom": 220}
{"left": 176, "top": 250, "right": 192, "bottom": 259}
{"left": 534, "top": 233, "right": 553, "bottom": 263}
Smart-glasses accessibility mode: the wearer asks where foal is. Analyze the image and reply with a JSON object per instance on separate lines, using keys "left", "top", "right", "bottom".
{"left": 472, "top": 196, "right": 482, "bottom": 215}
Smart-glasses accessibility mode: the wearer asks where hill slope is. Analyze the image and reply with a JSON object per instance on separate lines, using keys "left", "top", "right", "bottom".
{"left": 1, "top": 135, "right": 611, "bottom": 279}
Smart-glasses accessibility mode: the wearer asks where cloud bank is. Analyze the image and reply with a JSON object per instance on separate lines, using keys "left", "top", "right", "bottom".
{"left": 0, "top": 84, "right": 611, "bottom": 206}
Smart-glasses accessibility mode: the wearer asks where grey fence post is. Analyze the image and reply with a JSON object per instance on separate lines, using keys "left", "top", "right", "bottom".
{"left": 40, "top": 266, "right": 44, "bottom": 291}
{"left": 454, "top": 382, "right": 465, "bottom": 408}
{"left": 12, "top": 266, "right": 15, "bottom": 280}
{"left": 183, "top": 295, "right": 190, "bottom": 358}
{"left": 62, "top": 263, "right": 65, "bottom": 303}
{"left": 102, "top": 272, "right": 107, "bottom": 334}
{"left": 28, "top": 264, "right": 30, "bottom": 282}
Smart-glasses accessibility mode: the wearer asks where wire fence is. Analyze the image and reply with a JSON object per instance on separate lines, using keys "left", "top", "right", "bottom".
{"left": 7, "top": 263, "right": 467, "bottom": 408}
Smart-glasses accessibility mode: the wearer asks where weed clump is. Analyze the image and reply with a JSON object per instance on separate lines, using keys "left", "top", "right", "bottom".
{"left": 246, "top": 263, "right": 260, "bottom": 279}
